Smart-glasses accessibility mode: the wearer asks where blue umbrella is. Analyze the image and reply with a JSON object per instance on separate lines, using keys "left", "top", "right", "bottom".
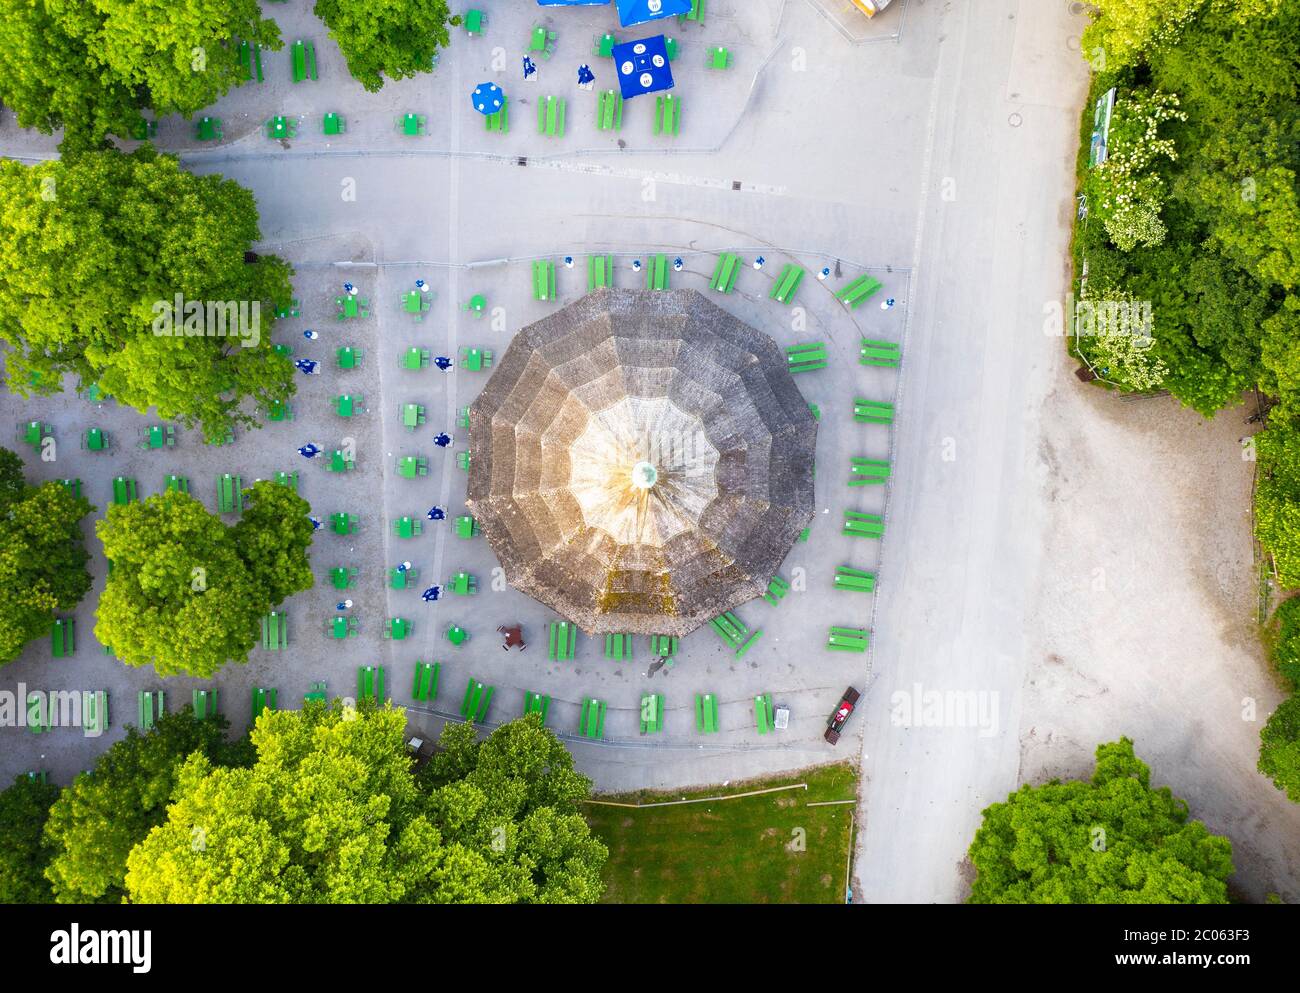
{"left": 471, "top": 82, "right": 505, "bottom": 116}
{"left": 612, "top": 35, "right": 675, "bottom": 99}
{"left": 616, "top": 0, "right": 691, "bottom": 27}
{"left": 537, "top": 0, "right": 608, "bottom": 5}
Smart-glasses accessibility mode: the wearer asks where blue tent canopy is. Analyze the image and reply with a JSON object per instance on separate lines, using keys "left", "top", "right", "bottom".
{"left": 537, "top": 1, "right": 609, "bottom": 6}
{"left": 617, "top": 0, "right": 691, "bottom": 26}
{"left": 612, "top": 35, "right": 674, "bottom": 99}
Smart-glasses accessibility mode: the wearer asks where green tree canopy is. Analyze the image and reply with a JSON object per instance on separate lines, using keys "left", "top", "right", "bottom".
{"left": 1258, "top": 697, "right": 1300, "bottom": 803}
{"left": 968, "top": 738, "right": 1234, "bottom": 903}
{"left": 313, "top": 0, "right": 451, "bottom": 92}
{"left": 0, "top": 774, "right": 60, "bottom": 903}
{"left": 0, "top": 148, "right": 295, "bottom": 443}
{"left": 125, "top": 707, "right": 606, "bottom": 903}
{"left": 0, "top": 0, "right": 281, "bottom": 145}
{"left": 43, "top": 710, "right": 247, "bottom": 903}
{"left": 95, "top": 485, "right": 313, "bottom": 678}
{"left": 0, "top": 449, "right": 94, "bottom": 665}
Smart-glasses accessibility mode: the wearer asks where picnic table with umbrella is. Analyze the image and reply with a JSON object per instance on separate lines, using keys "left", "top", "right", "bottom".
{"left": 471, "top": 82, "right": 505, "bottom": 115}
{"left": 446, "top": 624, "right": 469, "bottom": 645}
{"left": 612, "top": 35, "right": 675, "bottom": 99}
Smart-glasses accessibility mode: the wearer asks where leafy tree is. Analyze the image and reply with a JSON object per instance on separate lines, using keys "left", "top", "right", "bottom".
{"left": 0, "top": 0, "right": 281, "bottom": 146}
{"left": 125, "top": 708, "right": 606, "bottom": 903}
{"left": 968, "top": 738, "right": 1234, "bottom": 903}
{"left": 314, "top": 0, "right": 452, "bottom": 92}
{"left": 1254, "top": 420, "right": 1300, "bottom": 587}
{"left": 1258, "top": 696, "right": 1300, "bottom": 803}
{"left": 0, "top": 775, "right": 60, "bottom": 903}
{"left": 96, "top": 488, "right": 312, "bottom": 678}
{"left": 0, "top": 451, "right": 94, "bottom": 665}
{"left": 0, "top": 148, "right": 296, "bottom": 444}
{"left": 1268, "top": 596, "right": 1300, "bottom": 690}
{"left": 231, "top": 482, "right": 315, "bottom": 606}
{"left": 43, "top": 710, "right": 246, "bottom": 903}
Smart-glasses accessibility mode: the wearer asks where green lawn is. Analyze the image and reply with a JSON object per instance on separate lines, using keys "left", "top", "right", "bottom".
{"left": 585, "top": 762, "right": 858, "bottom": 904}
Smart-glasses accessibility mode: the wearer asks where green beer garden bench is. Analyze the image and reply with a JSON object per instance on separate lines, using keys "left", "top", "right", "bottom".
{"left": 326, "top": 450, "right": 355, "bottom": 473}
{"left": 588, "top": 254, "right": 614, "bottom": 290}
{"left": 251, "top": 687, "right": 276, "bottom": 722}
{"left": 412, "top": 661, "right": 441, "bottom": 702}
{"left": 548, "top": 620, "right": 578, "bottom": 661}
{"left": 337, "top": 346, "right": 361, "bottom": 369}
{"left": 769, "top": 264, "right": 805, "bottom": 304}
{"left": 709, "top": 253, "right": 741, "bottom": 294}
{"left": 646, "top": 254, "right": 671, "bottom": 290}
{"left": 849, "top": 457, "right": 891, "bottom": 486}
{"left": 524, "top": 691, "right": 551, "bottom": 725}
{"left": 51, "top": 617, "right": 75, "bottom": 658}
{"left": 762, "top": 575, "right": 790, "bottom": 606}
{"left": 695, "top": 693, "right": 719, "bottom": 733}
{"left": 604, "top": 633, "right": 633, "bottom": 661}
{"left": 164, "top": 474, "right": 189, "bottom": 494}
{"left": 274, "top": 470, "right": 299, "bottom": 492}
{"left": 649, "top": 634, "right": 679, "bottom": 658}
{"left": 786, "top": 343, "right": 827, "bottom": 374}
{"left": 754, "top": 693, "right": 775, "bottom": 734}
{"left": 860, "top": 338, "right": 902, "bottom": 367}
{"left": 640, "top": 693, "right": 665, "bottom": 734}
{"left": 457, "top": 450, "right": 472, "bottom": 472}
{"left": 83, "top": 691, "right": 110, "bottom": 735}
{"left": 537, "top": 95, "right": 567, "bottom": 137}
{"left": 60, "top": 478, "right": 82, "bottom": 499}
{"left": 330, "top": 566, "right": 356, "bottom": 590}
{"left": 357, "top": 665, "right": 386, "bottom": 702}
{"left": 834, "top": 565, "right": 877, "bottom": 593}
{"left": 111, "top": 476, "right": 138, "bottom": 506}
{"left": 384, "top": 617, "right": 410, "bottom": 641}
{"left": 679, "top": 0, "right": 706, "bottom": 24}
{"left": 216, "top": 473, "right": 244, "bottom": 513}
{"left": 485, "top": 99, "right": 509, "bottom": 133}
{"left": 596, "top": 89, "right": 623, "bottom": 131}
{"left": 138, "top": 690, "right": 165, "bottom": 731}
{"left": 192, "top": 689, "right": 219, "bottom": 720}
{"left": 579, "top": 697, "right": 606, "bottom": 739}
{"left": 843, "top": 510, "right": 885, "bottom": 539}
{"left": 323, "top": 112, "right": 345, "bottom": 135}
{"left": 291, "top": 39, "right": 318, "bottom": 83}
{"left": 655, "top": 94, "right": 681, "bottom": 136}
{"left": 82, "top": 427, "right": 108, "bottom": 451}
{"left": 533, "top": 259, "right": 557, "bottom": 301}
{"left": 261, "top": 610, "right": 288, "bottom": 650}
{"left": 854, "top": 398, "right": 895, "bottom": 424}
{"left": 330, "top": 512, "right": 358, "bottom": 535}
{"left": 827, "top": 626, "right": 870, "bottom": 652}
{"left": 836, "top": 274, "right": 883, "bottom": 309}
{"left": 454, "top": 515, "right": 481, "bottom": 539}
{"left": 710, "top": 611, "right": 763, "bottom": 657}
{"left": 303, "top": 681, "right": 328, "bottom": 705}
{"left": 461, "top": 679, "right": 494, "bottom": 722}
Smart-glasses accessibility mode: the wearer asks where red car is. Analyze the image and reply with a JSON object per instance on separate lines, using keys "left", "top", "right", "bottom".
{"left": 824, "top": 686, "right": 861, "bottom": 744}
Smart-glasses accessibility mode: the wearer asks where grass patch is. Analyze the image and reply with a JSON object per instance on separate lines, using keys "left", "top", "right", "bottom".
{"left": 585, "top": 762, "right": 858, "bottom": 904}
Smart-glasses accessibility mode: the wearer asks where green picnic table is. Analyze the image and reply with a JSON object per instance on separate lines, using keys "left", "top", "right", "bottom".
{"left": 412, "top": 661, "right": 441, "bottom": 701}
{"left": 274, "top": 299, "right": 301, "bottom": 318}
{"left": 579, "top": 698, "right": 606, "bottom": 739}
{"left": 322, "top": 112, "right": 345, "bottom": 135}
{"left": 463, "top": 293, "right": 487, "bottom": 316}
{"left": 396, "top": 455, "right": 427, "bottom": 479}
{"left": 274, "top": 470, "right": 299, "bottom": 492}
{"left": 646, "top": 254, "right": 670, "bottom": 290}
{"left": 196, "top": 116, "right": 222, "bottom": 141}
{"left": 385, "top": 617, "right": 410, "bottom": 641}
{"left": 465, "top": 9, "right": 485, "bottom": 35}
{"left": 533, "top": 260, "right": 556, "bottom": 301}
{"left": 655, "top": 94, "right": 681, "bottom": 136}
{"left": 389, "top": 566, "right": 419, "bottom": 590}
{"left": 828, "top": 626, "right": 870, "bottom": 652}
{"left": 529, "top": 26, "right": 548, "bottom": 52}
{"left": 446, "top": 624, "right": 469, "bottom": 646}
{"left": 337, "top": 346, "right": 360, "bottom": 369}
{"left": 457, "top": 406, "right": 471, "bottom": 429}
{"left": 336, "top": 295, "right": 360, "bottom": 319}
{"left": 604, "top": 633, "right": 633, "bottom": 661}
{"left": 83, "top": 691, "right": 109, "bottom": 735}
{"left": 82, "top": 427, "right": 107, "bottom": 451}
{"left": 266, "top": 115, "right": 296, "bottom": 139}
{"left": 524, "top": 691, "right": 551, "bottom": 725}
{"left": 251, "top": 687, "right": 277, "bottom": 722}
{"left": 111, "top": 476, "right": 137, "bottom": 506}
{"left": 402, "top": 403, "right": 424, "bottom": 429}
{"left": 710, "top": 253, "right": 742, "bottom": 294}
{"left": 394, "top": 516, "right": 421, "bottom": 539}
{"left": 51, "top": 618, "right": 75, "bottom": 658}
{"left": 19, "top": 420, "right": 47, "bottom": 448}
{"left": 330, "top": 512, "right": 357, "bottom": 535}
{"left": 330, "top": 566, "right": 356, "bottom": 589}
{"left": 461, "top": 347, "right": 491, "bottom": 371}
{"left": 449, "top": 571, "right": 476, "bottom": 595}
{"left": 843, "top": 510, "right": 885, "bottom": 539}
{"left": 786, "top": 342, "right": 828, "bottom": 373}
{"left": 754, "top": 693, "right": 775, "bottom": 734}
{"left": 303, "top": 681, "right": 328, "bottom": 704}
{"left": 273, "top": 343, "right": 293, "bottom": 359}
{"left": 548, "top": 620, "right": 577, "bottom": 660}
{"left": 709, "top": 46, "right": 732, "bottom": 69}
{"left": 330, "top": 616, "right": 355, "bottom": 639}
{"left": 138, "top": 690, "right": 165, "bottom": 731}
{"left": 640, "top": 693, "right": 665, "bottom": 734}
{"left": 680, "top": 0, "right": 706, "bottom": 23}
{"left": 849, "top": 457, "right": 891, "bottom": 486}
{"left": 770, "top": 264, "right": 806, "bottom": 304}
{"left": 595, "top": 32, "right": 618, "bottom": 57}
{"left": 834, "top": 565, "right": 877, "bottom": 593}
{"left": 326, "top": 450, "right": 354, "bottom": 473}
{"left": 695, "top": 693, "right": 720, "bottom": 733}
{"left": 267, "top": 399, "right": 292, "bottom": 422}
{"left": 217, "top": 473, "right": 244, "bottom": 513}
{"left": 141, "top": 424, "right": 174, "bottom": 449}
{"left": 261, "top": 611, "right": 288, "bottom": 650}
{"left": 538, "top": 95, "right": 566, "bottom": 137}
{"left": 60, "top": 478, "right": 83, "bottom": 499}
{"left": 357, "top": 665, "right": 385, "bottom": 701}
{"left": 400, "top": 113, "right": 425, "bottom": 136}
{"left": 335, "top": 394, "right": 357, "bottom": 417}
{"left": 164, "top": 474, "right": 188, "bottom": 494}
{"left": 402, "top": 347, "right": 430, "bottom": 370}
{"left": 454, "top": 515, "right": 480, "bottom": 539}
{"left": 192, "top": 689, "right": 219, "bottom": 721}
{"left": 762, "top": 575, "right": 791, "bottom": 606}
{"left": 838, "top": 274, "right": 883, "bottom": 309}
{"left": 854, "top": 398, "right": 895, "bottom": 424}
{"left": 291, "top": 39, "right": 318, "bottom": 83}
{"left": 460, "top": 679, "right": 494, "bottom": 722}
{"left": 860, "top": 337, "right": 902, "bottom": 367}
{"left": 403, "top": 291, "right": 431, "bottom": 319}
{"left": 588, "top": 254, "right": 614, "bottom": 290}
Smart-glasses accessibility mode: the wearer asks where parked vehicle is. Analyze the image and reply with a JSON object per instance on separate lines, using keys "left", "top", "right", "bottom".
{"left": 824, "top": 686, "right": 861, "bottom": 744}
{"left": 850, "top": 0, "right": 894, "bottom": 17}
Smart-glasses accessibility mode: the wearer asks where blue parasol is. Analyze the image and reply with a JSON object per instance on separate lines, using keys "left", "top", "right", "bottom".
{"left": 471, "top": 82, "right": 505, "bottom": 115}
{"left": 611, "top": 35, "right": 675, "bottom": 99}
